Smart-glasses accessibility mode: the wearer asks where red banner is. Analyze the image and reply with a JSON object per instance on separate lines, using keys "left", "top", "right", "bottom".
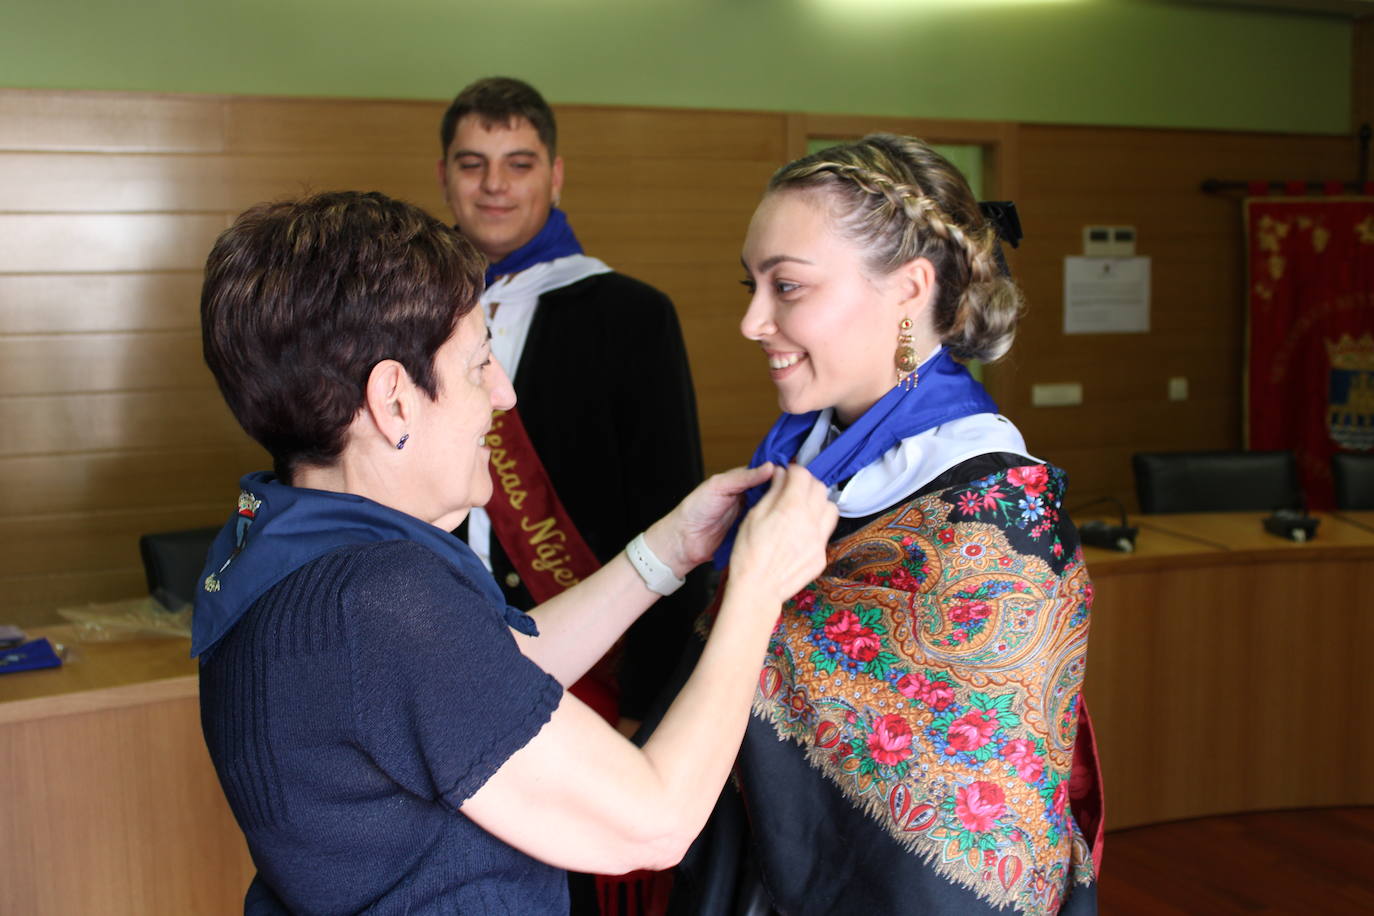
{"left": 1246, "top": 198, "right": 1374, "bottom": 509}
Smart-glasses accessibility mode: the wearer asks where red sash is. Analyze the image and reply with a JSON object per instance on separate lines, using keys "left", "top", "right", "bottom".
{"left": 482, "top": 406, "right": 619, "bottom": 724}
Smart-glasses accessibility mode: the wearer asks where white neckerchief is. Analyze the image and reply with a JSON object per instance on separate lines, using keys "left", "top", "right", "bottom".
{"left": 793, "top": 410, "right": 1038, "bottom": 518}
{"left": 467, "top": 253, "right": 612, "bottom": 573}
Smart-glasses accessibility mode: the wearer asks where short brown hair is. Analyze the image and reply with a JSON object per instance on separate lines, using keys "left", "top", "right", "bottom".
{"left": 440, "top": 76, "right": 557, "bottom": 157}
{"left": 201, "top": 191, "right": 485, "bottom": 481}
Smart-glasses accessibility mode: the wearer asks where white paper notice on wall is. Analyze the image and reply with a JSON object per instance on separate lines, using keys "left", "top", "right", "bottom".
{"left": 1063, "top": 256, "right": 1151, "bottom": 334}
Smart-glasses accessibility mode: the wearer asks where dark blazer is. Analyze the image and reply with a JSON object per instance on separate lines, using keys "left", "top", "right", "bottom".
{"left": 463, "top": 270, "right": 710, "bottom": 720}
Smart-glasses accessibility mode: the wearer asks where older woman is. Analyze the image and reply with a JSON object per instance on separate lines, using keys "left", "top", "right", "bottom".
{"left": 193, "top": 190, "right": 836, "bottom": 914}
{"left": 668, "top": 136, "right": 1101, "bottom": 914}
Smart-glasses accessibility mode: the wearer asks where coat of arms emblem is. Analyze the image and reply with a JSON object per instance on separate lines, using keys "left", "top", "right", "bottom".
{"left": 1327, "top": 333, "right": 1374, "bottom": 451}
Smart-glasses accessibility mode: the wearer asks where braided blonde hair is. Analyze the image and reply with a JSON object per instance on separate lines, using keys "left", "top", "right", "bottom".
{"left": 768, "top": 134, "right": 1023, "bottom": 363}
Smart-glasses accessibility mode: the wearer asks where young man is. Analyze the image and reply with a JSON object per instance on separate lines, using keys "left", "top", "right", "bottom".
{"left": 438, "top": 77, "right": 708, "bottom": 733}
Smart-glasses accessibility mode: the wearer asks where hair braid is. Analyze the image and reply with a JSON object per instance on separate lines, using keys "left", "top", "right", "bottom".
{"left": 767, "top": 134, "right": 1023, "bottom": 362}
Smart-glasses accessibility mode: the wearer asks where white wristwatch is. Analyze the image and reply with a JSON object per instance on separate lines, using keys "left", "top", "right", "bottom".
{"left": 626, "top": 532, "right": 686, "bottom": 596}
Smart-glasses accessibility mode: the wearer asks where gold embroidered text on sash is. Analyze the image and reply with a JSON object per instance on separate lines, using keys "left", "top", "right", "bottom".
{"left": 481, "top": 408, "right": 600, "bottom": 604}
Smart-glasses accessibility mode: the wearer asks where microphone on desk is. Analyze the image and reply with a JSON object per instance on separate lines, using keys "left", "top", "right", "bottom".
{"left": 1263, "top": 501, "right": 1320, "bottom": 542}
{"left": 1073, "top": 497, "right": 1139, "bottom": 552}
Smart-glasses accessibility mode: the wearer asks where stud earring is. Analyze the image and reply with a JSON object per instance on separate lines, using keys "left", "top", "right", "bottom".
{"left": 894, "top": 318, "right": 918, "bottom": 390}
{"left": 396, "top": 434, "right": 409, "bottom": 450}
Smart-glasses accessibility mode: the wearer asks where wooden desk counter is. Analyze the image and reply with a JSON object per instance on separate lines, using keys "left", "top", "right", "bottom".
{"left": 0, "top": 627, "right": 255, "bottom": 915}
{"left": 1078, "top": 513, "right": 1374, "bottom": 830}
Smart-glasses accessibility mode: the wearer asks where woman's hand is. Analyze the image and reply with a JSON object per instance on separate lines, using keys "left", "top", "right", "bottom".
{"left": 727, "top": 464, "right": 837, "bottom": 604}
{"left": 643, "top": 463, "right": 779, "bottom": 578}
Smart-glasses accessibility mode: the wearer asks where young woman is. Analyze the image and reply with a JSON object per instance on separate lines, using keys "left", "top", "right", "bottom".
{"left": 671, "top": 135, "right": 1101, "bottom": 915}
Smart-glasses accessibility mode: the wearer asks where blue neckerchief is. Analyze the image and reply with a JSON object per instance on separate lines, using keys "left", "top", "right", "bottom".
{"left": 190, "top": 472, "right": 536, "bottom": 658}
{"left": 482, "top": 207, "right": 583, "bottom": 287}
{"left": 714, "top": 349, "right": 997, "bottom": 568}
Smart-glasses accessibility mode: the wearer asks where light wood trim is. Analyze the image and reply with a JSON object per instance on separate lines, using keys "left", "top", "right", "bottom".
{"left": 0, "top": 673, "right": 197, "bottom": 726}
{"left": 1135, "top": 511, "right": 1374, "bottom": 553}
{"left": 0, "top": 627, "right": 196, "bottom": 720}
{"left": 1083, "top": 511, "right": 1374, "bottom": 575}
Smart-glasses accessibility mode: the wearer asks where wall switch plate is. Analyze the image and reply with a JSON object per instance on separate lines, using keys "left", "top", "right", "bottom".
{"left": 1082, "top": 225, "right": 1137, "bottom": 257}
{"left": 1031, "top": 382, "right": 1083, "bottom": 407}
{"left": 1083, "top": 225, "right": 1113, "bottom": 256}
{"left": 1168, "top": 376, "right": 1188, "bottom": 401}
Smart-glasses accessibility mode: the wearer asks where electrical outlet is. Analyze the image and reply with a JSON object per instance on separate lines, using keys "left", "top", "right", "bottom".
{"left": 1168, "top": 377, "right": 1188, "bottom": 401}
{"left": 1031, "top": 382, "right": 1083, "bottom": 407}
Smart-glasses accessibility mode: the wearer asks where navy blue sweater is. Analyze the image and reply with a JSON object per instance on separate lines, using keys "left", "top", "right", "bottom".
{"left": 200, "top": 540, "right": 566, "bottom": 914}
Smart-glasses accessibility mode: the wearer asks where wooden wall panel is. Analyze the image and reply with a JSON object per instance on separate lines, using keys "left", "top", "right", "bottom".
{"left": 1, "top": 505, "right": 229, "bottom": 580}
{"left": 0, "top": 214, "right": 229, "bottom": 273}
{"left": 0, "top": 391, "right": 247, "bottom": 457}
{"left": 5, "top": 572, "right": 152, "bottom": 630}
{"left": 223, "top": 97, "right": 444, "bottom": 155}
{"left": 0, "top": 91, "right": 226, "bottom": 153}
{"left": 1, "top": 446, "right": 266, "bottom": 518}
{"left": 0, "top": 273, "right": 203, "bottom": 333}
{"left": 0, "top": 152, "right": 442, "bottom": 213}
{"left": 557, "top": 107, "right": 790, "bottom": 161}
{"left": 0, "top": 333, "right": 212, "bottom": 395}
{"left": 0, "top": 87, "right": 1357, "bottom": 620}
{"left": 0, "top": 89, "right": 793, "bottom": 619}
{"left": 1007, "top": 124, "right": 1354, "bottom": 511}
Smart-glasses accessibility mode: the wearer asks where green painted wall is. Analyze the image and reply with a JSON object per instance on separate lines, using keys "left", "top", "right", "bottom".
{"left": 0, "top": 0, "right": 1354, "bottom": 134}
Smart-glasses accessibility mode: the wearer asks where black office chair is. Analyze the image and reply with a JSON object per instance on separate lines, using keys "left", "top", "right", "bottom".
{"left": 1132, "top": 450, "right": 1302, "bottom": 514}
{"left": 138, "top": 526, "right": 221, "bottom": 610}
{"left": 1332, "top": 452, "right": 1374, "bottom": 510}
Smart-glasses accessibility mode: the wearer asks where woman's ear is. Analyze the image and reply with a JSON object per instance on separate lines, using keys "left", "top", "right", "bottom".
{"left": 896, "top": 256, "right": 938, "bottom": 315}
{"left": 362, "top": 360, "right": 414, "bottom": 448}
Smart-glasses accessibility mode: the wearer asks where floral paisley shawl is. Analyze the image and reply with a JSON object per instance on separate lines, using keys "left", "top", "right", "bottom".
{"left": 707, "top": 464, "right": 1097, "bottom": 914}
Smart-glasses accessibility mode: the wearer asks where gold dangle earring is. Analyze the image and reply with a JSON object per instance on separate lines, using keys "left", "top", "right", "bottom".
{"left": 894, "top": 317, "right": 918, "bottom": 390}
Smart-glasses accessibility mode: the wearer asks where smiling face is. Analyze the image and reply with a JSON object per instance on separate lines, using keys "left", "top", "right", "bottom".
{"left": 740, "top": 190, "right": 922, "bottom": 426}
{"left": 413, "top": 307, "right": 516, "bottom": 527}
{"left": 437, "top": 115, "right": 564, "bottom": 264}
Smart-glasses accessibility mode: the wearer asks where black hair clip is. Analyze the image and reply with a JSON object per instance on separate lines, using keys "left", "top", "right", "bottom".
{"left": 978, "top": 201, "right": 1022, "bottom": 249}
{"left": 978, "top": 201, "right": 1022, "bottom": 279}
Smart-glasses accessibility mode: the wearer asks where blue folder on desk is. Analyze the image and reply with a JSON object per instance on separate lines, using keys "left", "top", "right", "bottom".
{"left": 0, "top": 638, "right": 63, "bottom": 674}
